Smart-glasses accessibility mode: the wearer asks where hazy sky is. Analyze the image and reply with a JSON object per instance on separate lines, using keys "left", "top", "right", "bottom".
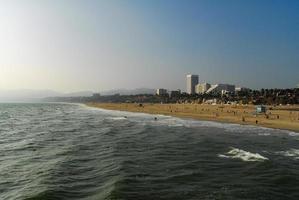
{"left": 0, "top": 0, "right": 298, "bottom": 92}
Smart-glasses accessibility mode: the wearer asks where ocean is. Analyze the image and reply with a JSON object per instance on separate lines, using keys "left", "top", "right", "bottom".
{"left": 0, "top": 103, "right": 299, "bottom": 200}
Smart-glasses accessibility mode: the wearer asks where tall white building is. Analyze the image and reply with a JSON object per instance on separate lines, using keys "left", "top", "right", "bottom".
{"left": 186, "top": 74, "right": 199, "bottom": 94}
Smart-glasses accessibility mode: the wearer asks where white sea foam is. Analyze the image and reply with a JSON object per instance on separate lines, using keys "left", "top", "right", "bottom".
{"left": 106, "top": 117, "right": 128, "bottom": 120}
{"left": 258, "top": 133, "right": 271, "bottom": 136}
{"left": 276, "top": 149, "right": 299, "bottom": 160}
{"left": 218, "top": 147, "right": 269, "bottom": 162}
{"left": 155, "top": 116, "right": 277, "bottom": 136}
{"left": 289, "top": 132, "right": 299, "bottom": 137}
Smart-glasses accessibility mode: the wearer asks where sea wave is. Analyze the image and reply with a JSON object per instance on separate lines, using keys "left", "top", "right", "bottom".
{"left": 106, "top": 116, "right": 128, "bottom": 120}
{"left": 276, "top": 149, "right": 299, "bottom": 160}
{"left": 288, "top": 132, "right": 299, "bottom": 137}
{"left": 218, "top": 147, "right": 269, "bottom": 162}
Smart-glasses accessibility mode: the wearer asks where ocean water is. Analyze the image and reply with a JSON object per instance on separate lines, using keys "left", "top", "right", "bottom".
{"left": 1, "top": 103, "right": 299, "bottom": 200}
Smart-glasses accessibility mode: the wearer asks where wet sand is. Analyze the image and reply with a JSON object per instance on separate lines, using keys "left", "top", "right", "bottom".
{"left": 87, "top": 103, "right": 299, "bottom": 132}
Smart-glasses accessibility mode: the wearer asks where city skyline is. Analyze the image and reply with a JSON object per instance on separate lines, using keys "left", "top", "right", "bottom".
{"left": 0, "top": 0, "right": 299, "bottom": 93}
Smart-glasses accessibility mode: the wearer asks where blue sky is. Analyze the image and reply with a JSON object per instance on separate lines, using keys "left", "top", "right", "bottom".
{"left": 0, "top": 0, "right": 298, "bottom": 92}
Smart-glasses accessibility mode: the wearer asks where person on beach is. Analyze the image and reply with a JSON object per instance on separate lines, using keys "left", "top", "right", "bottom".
{"left": 242, "top": 117, "right": 245, "bottom": 122}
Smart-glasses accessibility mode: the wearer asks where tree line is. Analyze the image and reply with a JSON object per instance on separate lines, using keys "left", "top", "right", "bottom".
{"left": 44, "top": 88, "right": 299, "bottom": 105}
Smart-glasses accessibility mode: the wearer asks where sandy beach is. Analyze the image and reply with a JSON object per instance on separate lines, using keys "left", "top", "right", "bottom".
{"left": 87, "top": 103, "right": 299, "bottom": 132}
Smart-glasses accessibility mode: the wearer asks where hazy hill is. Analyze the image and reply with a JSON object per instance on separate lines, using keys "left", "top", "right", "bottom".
{"left": 101, "top": 88, "right": 156, "bottom": 95}
{"left": 0, "top": 89, "right": 93, "bottom": 102}
{"left": 0, "top": 88, "right": 155, "bottom": 102}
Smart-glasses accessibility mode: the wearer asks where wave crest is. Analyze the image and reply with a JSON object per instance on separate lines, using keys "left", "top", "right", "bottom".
{"left": 276, "top": 149, "right": 299, "bottom": 160}
{"left": 219, "top": 147, "right": 269, "bottom": 162}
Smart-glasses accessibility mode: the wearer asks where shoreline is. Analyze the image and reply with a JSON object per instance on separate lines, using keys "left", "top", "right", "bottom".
{"left": 86, "top": 103, "right": 299, "bottom": 133}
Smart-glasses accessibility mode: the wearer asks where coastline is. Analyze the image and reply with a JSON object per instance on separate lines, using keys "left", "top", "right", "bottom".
{"left": 86, "top": 103, "right": 299, "bottom": 133}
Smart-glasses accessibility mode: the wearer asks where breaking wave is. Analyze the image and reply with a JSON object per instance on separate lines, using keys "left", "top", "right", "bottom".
{"left": 218, "top": 147, "right": 269, "bottom": 162}
{"left": 276, "top": 149, "right": 299, "bottom": 160}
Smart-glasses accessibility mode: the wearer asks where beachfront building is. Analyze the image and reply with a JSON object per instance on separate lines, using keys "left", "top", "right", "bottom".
{"left": 256, "top": 105, "right": 267, "bottom": 113}
{"left": 221, "top": 90, "right": 229, "bottom": 96}
{"left": 156, "top": 88, "right": 167, "bottom": 96}
{"left": 195, "top": 83, "right": 211, "bottom": 94}
{"left": 206, "top": 84, "right": 235, "bottom": 94}
{"left": 186, "top": 74, "right": 199, "bottom": 94}
{"left": 235, "top": 87, "right": 250, "bottom": 92}
{"left": 203, "top": 98, "right": 218, "bottom": 105}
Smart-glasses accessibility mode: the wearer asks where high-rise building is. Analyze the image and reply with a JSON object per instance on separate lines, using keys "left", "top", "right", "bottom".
{"left": 186, "top": 74, "right": 199, "bottom": 94}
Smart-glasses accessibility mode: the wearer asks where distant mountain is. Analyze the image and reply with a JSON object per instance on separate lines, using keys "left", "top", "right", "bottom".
{"left": 62, "top": 91, "right": 94, "bottom": 97}
{"left": 0, "top": 89, "right": 61, "bottom": 102}
{"left": 0, "top": 88, "right": 155, "bottom": 102}
{"left": 100, "top": 88, "right": 156, "bottom": 95}
{"left": 0, "top": 89, "right": 93, "bottom": 102}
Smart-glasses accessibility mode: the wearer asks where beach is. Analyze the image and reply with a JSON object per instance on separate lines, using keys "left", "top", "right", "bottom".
{"left": 87, "top": 103, "right": 299, "bottom": 132}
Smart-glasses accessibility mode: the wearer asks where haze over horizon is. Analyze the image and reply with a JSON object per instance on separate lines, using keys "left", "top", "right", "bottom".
{"left": 0, "top": 0, "right": 298, "bottom": 93}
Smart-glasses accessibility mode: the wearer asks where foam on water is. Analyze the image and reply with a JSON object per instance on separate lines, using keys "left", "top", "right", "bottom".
{"left": 276, "top": 149, "right": 299, "bottom": 160}
{"left": 289, "top": 132, "right": 299, "bottom": 137}
{"left": 106, "top": 116, "right": 128, "bottom": 120}
{"left": 218, "top": 147, "right": 269, "bottom": 162}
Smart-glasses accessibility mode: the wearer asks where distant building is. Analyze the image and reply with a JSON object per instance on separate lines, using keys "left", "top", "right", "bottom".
{"left": 256, "top": 105, "right": 267, "bottom": 113}
{"left": 235, "top": 87, "right": 250, "bottom": 92}
{"left": 170, "top": 90, "right": 181, "bottom": 98}
{"left": 92, "top": 93, "right": 101, "bottom": 98}
{"left": 186, "top": 74, "right": 199, "bottom": 94}
{"left": 203, "top": 98, "right": 218, "bottom": 104}
{"left": 221, "top": 90, "right": 229, "bottom": 96}
{"left": 195, "top": 83, "right": 211, "bottom": 94}
{"left": 206, "top": 84, "right": 235, "bottom": 94}
{"left": 156, "top": 88, "right": 167, "bottom": 96}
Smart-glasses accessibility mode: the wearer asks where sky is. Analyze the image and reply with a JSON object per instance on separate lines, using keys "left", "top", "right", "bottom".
{"left": 0, "top": 0, "right": 298, "bottom": 92}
